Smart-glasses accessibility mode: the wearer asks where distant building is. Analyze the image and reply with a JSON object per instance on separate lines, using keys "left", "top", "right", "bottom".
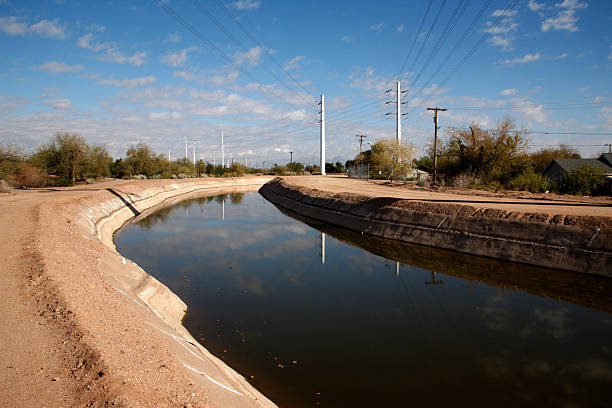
{"left": 543, "top": 153, "right": 612, "bottom": 184}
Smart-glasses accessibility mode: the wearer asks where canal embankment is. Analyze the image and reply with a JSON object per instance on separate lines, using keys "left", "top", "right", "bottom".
{"left": 259, "top": 177, "right": 612, "bottom": 276}
{"left": 1, "top": 177, "right": 276, "bottom": 408}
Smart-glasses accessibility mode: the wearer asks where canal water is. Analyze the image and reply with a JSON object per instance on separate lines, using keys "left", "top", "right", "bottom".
{"left": 115, "top": 192, "right": 612, "bottom": 408}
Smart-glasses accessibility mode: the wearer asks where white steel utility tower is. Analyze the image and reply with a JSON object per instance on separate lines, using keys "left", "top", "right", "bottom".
{"left": 396, "top": 81, "right": 401, "bottom": 143}
{"left": 221, "top": 131, "right": 225, "bottom": 168}
{"left": 319, "top": 94, "right": 326, "bottom": 175}
{"left": 386, "top": 81, "right": 404, "bottom": 144}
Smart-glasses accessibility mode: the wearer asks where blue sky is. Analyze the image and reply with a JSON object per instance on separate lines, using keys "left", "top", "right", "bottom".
{"left": 1, "top": 0, "right": 611, "bottom": 165}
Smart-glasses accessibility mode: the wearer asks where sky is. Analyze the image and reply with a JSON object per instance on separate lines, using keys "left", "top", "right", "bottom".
{"left": 1, "top": 0, "right": 611, "bottom": 166}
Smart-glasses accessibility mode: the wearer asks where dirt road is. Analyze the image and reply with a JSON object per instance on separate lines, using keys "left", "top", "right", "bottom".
{"left": 284, "top": 175, "right": 612, "bottom": 218}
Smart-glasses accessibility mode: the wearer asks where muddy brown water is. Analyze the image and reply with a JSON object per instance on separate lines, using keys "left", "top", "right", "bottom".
{"left": 115, "top": 192, "right": 612, "bottom": 408}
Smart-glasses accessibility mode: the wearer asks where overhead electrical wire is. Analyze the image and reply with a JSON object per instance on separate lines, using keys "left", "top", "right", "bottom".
{"left": 396, "top": 0, "right": 433, "bottom": 80}
{"left": 153, "top": 0, "right": 310, "bottom": 115}
{"left": 211, "top": 0, "right": 316, "bottom": 98}
{"left": 187, "top": 0, "right": 315, "bottom": 106}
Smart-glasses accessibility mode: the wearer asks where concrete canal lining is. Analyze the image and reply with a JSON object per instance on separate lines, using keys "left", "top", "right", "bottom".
{"left": 32, "top": 177, "right": 277, "bottom": 407}
{"left": 259, "top": 177, "right": 612, "bottom": 276}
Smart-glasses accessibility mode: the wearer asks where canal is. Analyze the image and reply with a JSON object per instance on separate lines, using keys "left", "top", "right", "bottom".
{"left": 115, "top": 192, "right": 612, "bottom": 408}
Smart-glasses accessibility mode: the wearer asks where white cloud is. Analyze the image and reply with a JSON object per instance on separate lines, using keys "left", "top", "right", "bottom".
{"left": 208, "top": 71, "right": 240, "bottom": 86}
{"left": 283, "top": 56, "right": 304, "bottom": 71}
{"left": 369, "top": 22, "right": 384, "bottom": 31}
{"left": 43, "top": 98, "right": 72, "bottom": 110}
{"left": 0, "top": 16, "right": 65, "bottom": 39}
{"left": 341, "top": 35, "right": 355, "bottom": 43}
{"left": 162, "top": 47, "right": 197, "bottom": 67}
{"left": 30, "top": 19, "right": 65, "bottom": 39}
{"left": 165, "top": 32, "right": 182, "bottom": 43}
{"left": 397, "top": 24, "right": 405, "bottom": 32}
{"left": 98, "top": 76, "right": 156, "bottom": 87}
{"left": 173, "top": 70, "right": 202, "bottom": 82}
{"left": 422, "top": 84, "right": 450, "bottom": 96}
{"left": 232, "top": 0, "right": 260, "bottom": 10}
{"left": 0, "top": 16, "right": 28, "bottom": 36}
{"left": 552, "top": 52, "right": 568, "bottom": 60}
{"left": 76, "top": 33, "right": 147, "bottom": 66}
{"left": 600, "top": 107, "right": 612, "bottom": 128}
{"left": 99, "top": 50, "right": 147, "bottom": 66}
{"left": 87, "top": 23, "right": 106, "bottom": 33}
{"left": 541, "top": 0, "right": 588, "bottom": 32}
{"left": 233, "top": 46, "right": 263, "bottom": 66}
{"left": 556, "top": 0, "right": 587, "bottom": 10}
{"left": 148, "top": 111, "right": 184, "bottom": 120}
{"left": 527, "top": 0, "right": 546, "bottom": 12}
{"left": 501, "top": 52, "right": 541, "bottom": 65}
{"left": 500, "top": 88, "right": 517, "bottom": 96}
{"left": 542, "top": 10, "right": 579, "bottom": 31}
{"left": 608, "top": 45, "right": 612, "bottom": 60}
{"left": 491, "top": 9, "right": 518, "bottom": 18}
{"left": 76, "top": 33, "right": 109, "bottom": 52}
{"left": 485, "top": 9, "right": 519, "bottom": 51}
{"left": 37, "top": 61, "right": 84, "bottom": 73}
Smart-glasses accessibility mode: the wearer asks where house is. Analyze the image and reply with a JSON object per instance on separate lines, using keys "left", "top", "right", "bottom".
{"left": 543, "top": 153, "right": 612, "bottom": 184}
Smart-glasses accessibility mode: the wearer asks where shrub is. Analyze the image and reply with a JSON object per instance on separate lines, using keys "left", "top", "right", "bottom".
{"left": 7, "top": 162, "right": 46, "bottom": 188}
{"left": 558, "top": 165, "right": 608, "bottom": 196}
{"left": 507, "top": 168, "right": 547, "bottom": 193}
{"left": 451, "top": 172, "right": 481, "bottom": 189}
{"left": 0, "top": 179, "right": 14, "bottom": 193}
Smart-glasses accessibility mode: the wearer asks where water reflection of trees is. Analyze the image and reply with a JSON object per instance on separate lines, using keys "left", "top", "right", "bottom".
{"left": 135, "top": 193, "right": 245, "bottom": 230}
{"left": 136, "top": 206, "right": 174, "bottom": 230}
{"left": 229, "top": 193, "right": 244, "bottom": 205}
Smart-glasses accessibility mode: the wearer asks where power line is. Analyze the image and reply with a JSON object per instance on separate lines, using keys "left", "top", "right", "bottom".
{"left": 442, "top": 127, "right": 612, "bottom": 136}
{"left": 188, "top": 0, "right": 314, "bottom": 105}
{"left": 153, "top": 0, "right": 307, "bottom": 111}
{"left": 404, "top": 0, "right": 448, "bottom": 82}
{"left": 396, "top": 0, "right": 433, "bottom": 80}
{"left": 212, "top": 0, "right": 316, "bottom": 98}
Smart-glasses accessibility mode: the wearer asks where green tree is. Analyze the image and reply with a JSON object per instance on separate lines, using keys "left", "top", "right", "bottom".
{"left": 440, "top": 120, "right": 530, "bottom": 189}
{"left": 369, "top": 138, "right": 417, "bottom": 181}
{"left": 125, "top": 143, "right": 156, "bottom": 177}
{"left": 85, "top": 145, "right": 112, "bottom": 178}
{"left": 286, "top": 161, "right": 304, "bottom": 174}
{"left": 558, "top": 165, "right": 608, "bottom": 196}
{"left": 30, "top": 133, "right": 92, "bottom": 185}
{"left": 507, "top": 167, "right": 547, "bottom": 193}
{"left": 305, "top": 164, "right": 320, "bottom": 174}
{"left": 530, "top": 144, "right": 581, "bottom": 174}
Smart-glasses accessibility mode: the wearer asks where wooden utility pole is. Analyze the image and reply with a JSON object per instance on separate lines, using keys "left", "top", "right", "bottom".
{"left": 427, "top": 107, "right": 447, "bottom": 185}
{"left": 356, "top": 134, "right": 367, "bottom": 152}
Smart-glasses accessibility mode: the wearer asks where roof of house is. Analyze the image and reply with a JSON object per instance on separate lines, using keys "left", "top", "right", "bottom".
{"left": 545, "top": 158, "right": 612, "bottom": 175}
{"left": 599, "top": 153, "right": 612, "bottom": 167}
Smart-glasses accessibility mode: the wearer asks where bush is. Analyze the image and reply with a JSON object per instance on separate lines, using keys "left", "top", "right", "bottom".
{"left": 7, "top": 162, "right": 46, "bottom": 188}
{"left": 451, "top": 172, "right": 482, "bottom": 189}
{"left": 0, "top": 179, "right": 14, "bottom": 193}
{"left": 558, "top": 165, "right": 608, "bottom": 196}
{"left": 507, "top": 168, "right": 547, "bottom": 193}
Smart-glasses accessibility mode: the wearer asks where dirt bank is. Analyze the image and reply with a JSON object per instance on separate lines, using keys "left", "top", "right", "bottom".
{"left": 260, "top": 177, "right": 612, "bottom": 276}
{"left": 1, "top": 177, "right": 276, "bottom": 408}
